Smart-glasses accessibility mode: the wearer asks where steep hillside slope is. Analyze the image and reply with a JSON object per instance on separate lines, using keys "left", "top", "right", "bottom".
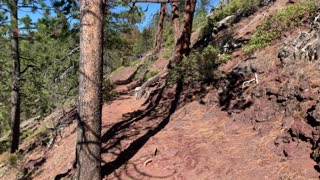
{"left": 1, "top": 0, "right": 320, "bottom": 179}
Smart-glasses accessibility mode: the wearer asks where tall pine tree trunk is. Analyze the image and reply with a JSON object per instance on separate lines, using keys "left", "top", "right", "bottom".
{"left": 172, "top": 0, "right": 196, "bottom": 63}
{"left": 154, "top": 2, "right": 166, "bottom": 52}
{"left": 77, "top": 0, "right": 104, "bottom": 179}
{"left": 171, "top": 2, "right": 180, "bottom": 45}
{"left": 10, "top": 0, "right": 21, "bottom": 154}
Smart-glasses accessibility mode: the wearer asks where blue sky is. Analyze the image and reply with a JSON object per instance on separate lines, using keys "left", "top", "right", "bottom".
{"left": 136, "top": 0, "right": 220, "bottom": 29}
{"left": 17, "top": 0, "right": 220, "bottom": 30}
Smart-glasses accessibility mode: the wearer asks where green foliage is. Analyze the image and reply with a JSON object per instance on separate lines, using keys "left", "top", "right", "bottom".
{"left": 163, "top": 26, "right": 174, "bottom": 48}
{"left": 243, "top": 1, "right": 319, "bottom": 53}
{"left": 0, "top": 0, "right": 149, "bottom": 140}
{"left": 144, "top": 70, "right": 160, "bottom": 81}
{"left": 102, "top": 80, "right": 117, "bottom": 102}
{"left": 209, "top": 0, "right": 260, "bottom": 24}
{"left": 104, "top": 1, "right": 147, "bottom": 73}
{"left": 112, "top": 66, "right": 125, "bottom": 74}
{"left": 23, "top": 126, "right": 47, "bottom": 144}
{"left": 133, "top": 55, "right": 157, "bottom": 81}
{"left": 218, "top": 53, "right": 232, "bottom": 63}
{"left": 7, "top": 153, "right": 18, "bottom": 165}
{"left": 193, "top": 0, "right": 209, "bottom": 31}
{"left": 169, "top": 45, "right": 222, "bottom": 84}
{"left": 0, "top": 35, "right": 11, "bottom": 136}
{"left": 0, "top": 151, "right": 19, "bottom": 166}
{"left": 130, "top": 60, "right": 141, "bottom": 67}
{"left": 0, "top": 140, "right": 9, "bottom": 154}
{"left": 162, "top": 48, "right": 173, "bottom": 59}
{"left": 133, "top": 27, "right": 154, "bottom": 56}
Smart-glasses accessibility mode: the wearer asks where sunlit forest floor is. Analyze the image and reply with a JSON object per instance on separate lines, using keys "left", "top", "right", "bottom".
{"left": 1, "top": 0, "right": 320, "bottom": 179}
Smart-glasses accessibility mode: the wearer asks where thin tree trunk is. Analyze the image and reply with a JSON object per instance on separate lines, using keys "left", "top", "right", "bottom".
{"left": 172, "top": 0, "right": 196, "bottom": 63}
{"left": 171, "top": 2, "right": 180, "bottom": 45}
{"left": 136, "top": 0, "right": 196, "bottom": 99}
{"left": 154, "top": 3, "right": 166, "bottom": 52}
{"left": 77, "top": 0, "right": 104, "bottom": 179}
{"left": 10, "top": 0, "right": 21, "bottom": 154}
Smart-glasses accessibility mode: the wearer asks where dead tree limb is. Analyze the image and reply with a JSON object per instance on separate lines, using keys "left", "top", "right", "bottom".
{"left": 20, "top": 64, "right": 36, "bottom": 74}
{"left": 136, "top": 61, "right": 170, "bottom": 99}
{"left": 58, "top": 46, "right": 80, "bottom": 62}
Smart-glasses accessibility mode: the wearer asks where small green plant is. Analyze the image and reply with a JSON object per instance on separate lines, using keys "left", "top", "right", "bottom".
{"left": 0, "top": 152, "right": 18, "bottom": 166}
{"left": 0, "top": 140, "right": 9, "bottom": 154}
{"left": 243, "top": 1, "right": 318, "bottom": 53}
{"left": 130, "top": 60, "right": 141, "bottom": 67}
{"left": 111, "top": 66, "right": 125, "bottom": 74}
{"left": 24, "top": 126, "right": 48, "bottom": 144}
{"left": 102, "top": 80, "right": 117, "bottom": 102}
{"left": 209, "top": 0, "right": 260, "bottom": 24}
{"left": 7, "top": 153, "right": 18, "bottom": 166}
{"left": 162, "top": 48, "right": 172, "bottom": 59}
{"left": 169, "top": 45, "right": 222, "bottom": 84}
{"left": 218, "top": 53, "right": 232, "bottom": 63}
{"left": 144, "top": 70, "right": 160, "bottom": 81}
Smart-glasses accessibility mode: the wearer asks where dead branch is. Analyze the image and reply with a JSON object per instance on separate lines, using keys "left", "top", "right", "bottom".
{"left": 242, "top": 73, "right": 259, "bottom": 88}
{"left": 59, "top": 46, "right": 80, "bottom": 62}
{"left": 20, "top": 64, "right": 36, "bottom": 74}
{"left": 143, "top": 158, "right": 153, "bottom": 167}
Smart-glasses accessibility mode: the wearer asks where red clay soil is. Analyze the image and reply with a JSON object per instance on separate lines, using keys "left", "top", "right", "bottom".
{"left": 109, "top": 67, "right": 139, "bottom": 85}
{"left": 30, "top": 42, "right": 320, "bottom": 179}
{"left": 2, "top": 0, "right": 320, "bottom": 179}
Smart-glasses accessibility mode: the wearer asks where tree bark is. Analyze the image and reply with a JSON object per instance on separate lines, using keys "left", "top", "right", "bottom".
{"left": 154, "top": 3, "right": 166, "bottom": 52}
{"left": 172, "top": 0, "right": 196, "bottom": 63}
{"left": 10, "top": 0, "right": 21, "bottom": 154}
{"left": 136, "top": 0, "right": 196, "bottom": 99}
{"left": 77, "top": 0, "right": 104, "bottom": 179}
{"left": 171, "top": 2, "right": 180, "bottom": 45}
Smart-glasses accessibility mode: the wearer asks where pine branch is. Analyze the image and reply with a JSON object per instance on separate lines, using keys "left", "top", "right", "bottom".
{"left": 20, "top": 64, "right": 36, "bottom": 74}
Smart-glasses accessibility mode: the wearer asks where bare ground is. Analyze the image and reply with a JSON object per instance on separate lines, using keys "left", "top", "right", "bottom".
{"left": 1, "top": 0, "right": 320, "bottom": 179}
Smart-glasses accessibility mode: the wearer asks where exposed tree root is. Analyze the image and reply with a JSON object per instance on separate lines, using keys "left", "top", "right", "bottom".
{"left": 135, "top": 61, "right": 170, "bottom": 99}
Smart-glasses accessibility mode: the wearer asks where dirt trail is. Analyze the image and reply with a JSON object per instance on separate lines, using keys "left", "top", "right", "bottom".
{"left": 2, "top": 0, "right": 320, "bottom": 179}
{"left": 30, "top": 84, "right": 318, "bottom": 179}
{"left": 28, "top": 94, "right": 144, "bottom": 180}
{"left": 99, "top": 90, "right": 318, "bottom": 179}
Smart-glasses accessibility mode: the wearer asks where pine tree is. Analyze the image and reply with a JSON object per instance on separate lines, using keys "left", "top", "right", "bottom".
{"left": 154, "top": 2, "right": 166, "bottom": 52}
{"left": 9, "top": 0, "right": 20, "bottom": 153}
{"left": 77, "top": 0, "right": 104, "bottom": 179}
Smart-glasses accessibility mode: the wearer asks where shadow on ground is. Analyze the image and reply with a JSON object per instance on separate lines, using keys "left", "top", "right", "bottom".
{"left": 101, "top": 80, "right": 183, "bottom": 178}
